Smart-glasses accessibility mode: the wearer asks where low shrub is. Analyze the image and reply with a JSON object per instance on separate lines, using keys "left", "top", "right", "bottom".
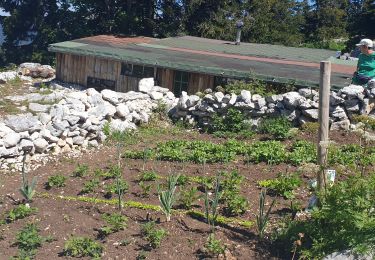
{"left": 5, "top": 205, "right": 37, "bottom": 223}
{"left": 204, "top": 233, "right": 226, "bottom": 256}
{"left": 179, "top": 186, "right": 200, "bottom": 209}
{"left": 99, "top": 213, "right": 127, "bottom": 236}
{"left": 81, "top": 178, "right": 100, "bottom": 194}
{"left": 13, "top": 223, "right": 44, "bottom": 259}
{"left": 73, "top": 164, "right": 89, "bottom": 177}
{"left": 288, "top": 140, "right": 317, "bottom": 166}
{"left": 224, "top": 194, "right": 248, "bottom": 216}
{"left": 139, "top": 171, "right": 158, "bottom": 182}
{"left": 105, "top": 178, "right": 129, "bottom": 197}
{"left": 274, "top": 173, "right": 375, "bottom": 259}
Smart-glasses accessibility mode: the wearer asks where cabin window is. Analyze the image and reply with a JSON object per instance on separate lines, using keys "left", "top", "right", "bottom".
{"left": 174, "top": 71, "right": 189, "bottom": 96}
{"left": 121, "top": 63, "right": 155, "bottom": 78}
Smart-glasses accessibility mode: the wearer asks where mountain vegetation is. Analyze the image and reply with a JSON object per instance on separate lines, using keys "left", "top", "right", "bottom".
{"left": 0, "top": 0, "right": 374, "bottom": 66}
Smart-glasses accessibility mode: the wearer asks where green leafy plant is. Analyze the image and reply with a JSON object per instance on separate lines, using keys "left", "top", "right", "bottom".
{"left": 139, "top": 171, "right": 158, "bottom": 182}
{"left": 73, "top": 164, "right": 89, "bottom": 177}
{"left": 176, "top": 174, "right": 189, "bottom": 186}
{"left": 157, "top": 174, "right": 179, "bottom": 222}
{"left": 13, "top": 223, "right": 44, "bottom": 259}
{"left": 224, "top": 79, "right": 276, "bottom": 96}
{"left": 141, "top": 221, "right": 167, "bottom": 248}
{"left": 275, "top": 173, "right": 375, "bottom": 259}
{"left": 179, "top": 186, "right": 200, "bottom": 209}
{"left": 204, "top": 233, "right": 226, "bottom": 256}
{"left": 139, "top": 181, "right": 152, "bottom": 198}
{"left": 105, "top": 179, "right": 129, "bottom": 196}
{"left": 288, "top": 140, "right": 317, "bottom": 166}
{"left": 256, "top": 189, "right": 275, "bottom": 239}
{"left": 20, "top": 154, "right": 37, "bottom": 202}
{"left": 247, "top": 141, "right": 287, "bottom": 164}
{"left": 5, "top": 205, "right": 37, "bottom": 223}
{"left": 225, "top": 194, "right": 248, "bottom": 216}
{"left": 258, "top": 116, "right": 292, "bottom": 139}
{"left": 301, "top": 122, "right": 320, "bottom": 134}
{"left": 258, "top": 173, "right": 302, "bottom": 199}
{"left": 63, "top": 236, "right": 103, "bottom": 258}
{"left": 46, "top": 174, "right": 66, "bottom": 189}
{"left": 99, "top": 213, "right": 128, "bottom": 236}
{"left": 81, "top": 178, "right": 100, "bottom": 194}
{"left": 221, "top": 170, "right": 244, "bottom": 201}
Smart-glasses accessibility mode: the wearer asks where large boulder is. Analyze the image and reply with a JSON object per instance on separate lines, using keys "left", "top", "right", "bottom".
{"left": 138, "top": 78, "right": 154, "bottom": 93}
{"left": 5, "top": 115, "right": 42, "bottom": 133}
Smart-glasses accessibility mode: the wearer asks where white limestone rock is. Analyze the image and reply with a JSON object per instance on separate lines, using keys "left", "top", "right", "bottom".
{"left": 138, "top": 78, "right": 154, "bottom": 93}
{"left": 302, "top": 109, "right": 319, "bottom": 120}
{"left": 116, "top": 104, "right": 130, "bottom": 118}
{"left": 33, "top": 138, "right": 49, "bottom": 153}
{"left": 240, "top": 90, "right": 252, "bottom": 104}
{"left": 283, "top": 92, "right": 305, "bottom": 108}
{"left": 5, "top": 115, "right": 42, "bottom": 133}
{"left": 4, "top": 132, "right": 21, "bottom": 148}
{"left": 101, "top": 89, "right": 119, "bottom": 104}
{"left": 149, "top": 91, "right": 163, "bottom": 100}
{"left": 339, "top": 85, "right": 364, "bottom": 97}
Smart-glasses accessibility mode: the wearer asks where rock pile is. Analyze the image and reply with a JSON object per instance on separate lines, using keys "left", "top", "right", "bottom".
{"left": 18, "top": 63, "right": 55, "bottom": 78}
{"left": 170, "top": 84, "right": 375, "bottom": 131}
{"left": 0, "top": 78, "right": 176, "bottom": 170}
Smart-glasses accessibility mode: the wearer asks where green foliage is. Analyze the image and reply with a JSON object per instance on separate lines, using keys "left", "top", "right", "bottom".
{"left": 247, "top": 141, "right": 287, "bottom": 164}
{"left": 204, "top": 233, "right": 225, "bottom": 256}
{"left": 224, "top": 80, "right": 276, "bottom": 96}
{"left": 179, "top": 186, "right": 200, "bottom": 209}
{"left": 99, "top": 213, "right": 127, "bottom": 236}
{"left": 5, "top": 205, "right": 37, "bottom": 223}
{"left": 225, "top": 194, "right": 249, "bottom": 216}
{"left": 275, "top": 173, "right": 375, "bottom": 258}
{"left": 73, "top": 164, "right": 89, "bottom": 177}
{"left": 258, "top": 173, "right": 302, "bottom": 199}
{"left": 204, "top": 174, "right": 221, "bottom": 231}
{"left": 105, "top": 178, "right": 129, "bottom": 196}
{"left": 139, "top": 181, "right": 152, "bottom": 198}
{"left": 256, "top": 189, "right": 275, "bottom": 239}
{"left": 353, "top": 115, "right": 375, "bottom": 131}
{"left": 157, "top": 174, "right": 179, "bottom": 222}
{"left": 141, "top": 221, "right": 167, "bottom": 249}
{"left": 221, "top": 170, "right": 244, "bottom": 201}
{"left": 81, "top": 178, "right": 100, "bottom": 194}
{"left": 258, "top": 117, "right": 292, "bottom": 140}
{"left": 139, "top": 171, "right": 158, "bottom": 182}
{"left": 288, "top": 140, "right": 317, "bottom": 166}
{"left": 301, "top": 122, "right": 320, "bottom": 134}
{"left": 176, "top": 174, "right": 189, "bottom": 186}
{"left": 46, "top": 174, "right": 66, "bottom": 189}
{"left": 63, "top": 236, "right": 103, "bottom": 258}
{"left": 14, "top": 223, "right": 44, "bottom": 259}
{"left": 208, "top": 108, "right": 255, "bottom": 139}
{"left": 102, "top": 122, "right": 111, "bottom": 136}
{"left": 20, "top": 155, "right": 37, "bottom": 202}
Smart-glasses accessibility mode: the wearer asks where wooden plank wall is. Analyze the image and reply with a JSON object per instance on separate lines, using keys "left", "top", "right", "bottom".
{"left": 156, "top": 68, "right": 174, "bottom": 91}
{"left": 56, "top": 53, "right": 215, "bottom": 94}
{"left": 189, "top": 72, "right": 214, "bottom": 94}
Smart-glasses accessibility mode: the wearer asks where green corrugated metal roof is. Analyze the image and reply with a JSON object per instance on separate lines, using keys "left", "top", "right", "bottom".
{"left": 49, "top": 35, "right": 355, "bottom": 89}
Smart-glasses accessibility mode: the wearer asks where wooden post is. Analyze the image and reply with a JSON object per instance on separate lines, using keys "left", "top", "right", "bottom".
{"left": 317, "top": 61, "right": 331, "bottom": 192}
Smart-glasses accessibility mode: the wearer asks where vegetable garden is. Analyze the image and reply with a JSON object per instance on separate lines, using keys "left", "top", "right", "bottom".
{"left": 0, "top": 113, "right": 374, "bottom": 259}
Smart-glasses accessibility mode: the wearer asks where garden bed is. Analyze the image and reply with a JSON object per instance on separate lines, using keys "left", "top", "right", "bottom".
{"left": 0, "top": 122, "right": 373, "bottom": 259}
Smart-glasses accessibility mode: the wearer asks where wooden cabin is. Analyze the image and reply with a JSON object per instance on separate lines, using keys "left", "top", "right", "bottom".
{"left": 49, "top": 35, "right": 355, "bottom": 95}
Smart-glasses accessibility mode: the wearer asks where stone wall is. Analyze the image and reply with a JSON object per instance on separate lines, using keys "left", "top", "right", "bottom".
{"left": 170, "top": 84, "right": 375, "bottom": 131}
{"left": 0, "top": 78, "right": 176, "bottom": 171}
{"left": 1, "top": 75, "right": 374, "bottom": 171}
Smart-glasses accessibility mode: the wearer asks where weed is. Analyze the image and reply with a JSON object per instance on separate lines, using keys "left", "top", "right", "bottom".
{"left": 99, "top": 213, "right": 127, "bottom": 236}
{"left": 63, "top": 236, "right": 103, "bottom": 258}
{"left": 179, "top": 186, "right": 200, "bottom": 209}
{"left": 258, "top": 173, "right": 302, "bottom": 199}
{"left": 46, "top": 174, "right": 66, "bottom": 189}
{"left": 256, "top": 189, "right": 275, "bottom": 239}
{"left": 5, "top": 205, "right": 37, "bottom": 223}
{"left": 141, "top": 221, "right": 167, "bottom": 248}
{"left": 136, "top": 250, "right": 148, "bottom": 260}
{"left": 204, "top": 233, "right": 225, "bottom": 256}
{"left": 258, "top": 117, "right": 292, "bottom": 140}
{"left": 73, "top": 164, "right": 89, "bottom": 177}
{"left": 157, "top": 174, "right": 179, "bottom": 222}
{"left": 81, "top": 178, "right": 100, "bottom": 194}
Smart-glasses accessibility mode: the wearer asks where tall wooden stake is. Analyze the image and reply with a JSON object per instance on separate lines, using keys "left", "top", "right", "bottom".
{"left": 317, "top": 61, "right": 331, "bottom": 192}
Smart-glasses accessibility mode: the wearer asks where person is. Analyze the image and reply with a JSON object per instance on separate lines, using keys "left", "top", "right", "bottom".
{"left": 352, "top": 38, "right": 375, "bottom": 85}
